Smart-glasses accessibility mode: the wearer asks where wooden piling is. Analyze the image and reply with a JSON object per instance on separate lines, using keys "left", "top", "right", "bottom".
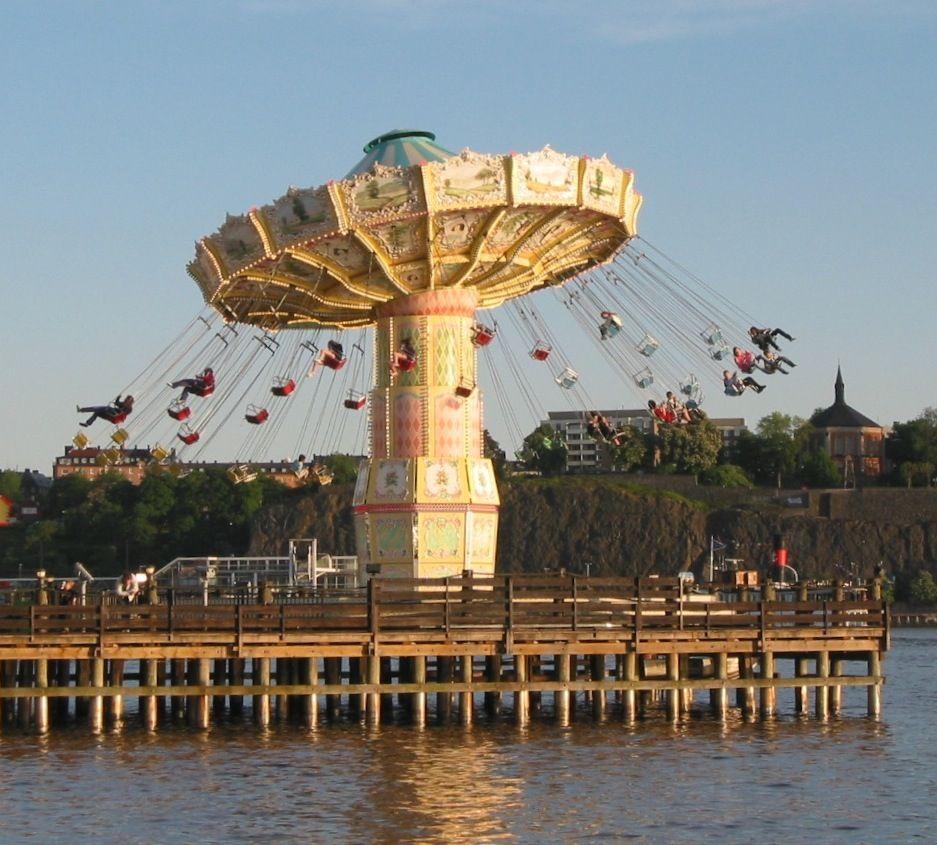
{"left": 55, "top": 659, "right": 70, "bottom": 723}
{"left": 365, "top": 656, "right": 380, "bottom": 727}
{"left": 484, "top": 655, "right": 502, "bottom": 716}
{"left": 411, "top": 655, "right": 426, "bottom": 726}
{"left": 459, "top": 655, "right": 473, "bottom": 726}
{"left": 89, "top": 658, "right": 104, "bottom": 733}
{"left": 348, "top": 658, "right": 363, "bottom": 720}
{"left": 324, "top": 657, "right": 341, "bottom": 720}
{"left": 555, "top": 653, "right": 571, "bottom": 726}
{"left": 867, "top": 650, "right": 882, "bottom": 717}
{"left": 590, "top": 654, "right": 605, "bottom": 721}
{"left": 35, "top": 658, "right": 49, "bottom": 735}
{"left": 666, "top": 653, "right": 680, "bottom": 722}
{"left": 815, "top": 651, "right": 830, "bottom": 719}
{"left": 380, "top": 658, "right": 394, "bottom": 722}
{"left": 213, "top": 658, "right": 227, "bottom": 718}
{"left": 621, "top": 652, "right": 637, "bottom": 722}
{"left": 75, "top": 659, "right": 90, "bottom": 720}
{"left": 712, "top": 652, "right": 728, "bottom": 720}
{"left": 142, "top": 658, "right": 159, "bottom": 730}
{"left": 830, "top": 655, "right": 843, "bottom": 716}
{"left": 229, "top": 658, "right": 244, "bottom": 717}
{"left": 300, "top": 657, "right": 318, "bottom": 728}
{"left": 514, "top": 654, "right": 529, "bottom": 726}
{"left": 170, "top": 659, "right": 186, "bottom": 721}
{"left": 108, "top": 660, "right": 125, "bottom": 724}
{"left": 253, "top": 657, "right": 271, "bottom": 727}
{"left": 436, "top": 656, "right": 453, "bottom": 723}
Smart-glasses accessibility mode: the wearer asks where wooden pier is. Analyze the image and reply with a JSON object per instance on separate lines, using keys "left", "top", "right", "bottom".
{"left": 0, "top": 575, "right": 888, "bottom": 733}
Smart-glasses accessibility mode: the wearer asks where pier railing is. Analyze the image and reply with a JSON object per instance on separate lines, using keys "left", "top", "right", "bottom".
{"left": 0, "top": 575, "right": 886, "bottom": 644}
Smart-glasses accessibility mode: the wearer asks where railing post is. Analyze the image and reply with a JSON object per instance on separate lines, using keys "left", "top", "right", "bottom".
{"left": 444, "top": 578, "right": 451, "bottom": 635}
{"left": 504, "top": 576, "right": 514, "bottom": 653}
{"left": 368, "top": 578, "right": 379, "bottom": 653}
{"left": 634, "top": 579, "right": 642, "bottom": 645}
{"left": 571, "top": 575, "right": 578, "bottom": 632}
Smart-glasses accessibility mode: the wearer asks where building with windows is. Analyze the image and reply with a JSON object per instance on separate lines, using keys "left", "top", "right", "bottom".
{"left": 542, "top": 410, "right": 747, "bottom": 470}
{"left": 810, "top": 367, "right": 886, "bottom": 479}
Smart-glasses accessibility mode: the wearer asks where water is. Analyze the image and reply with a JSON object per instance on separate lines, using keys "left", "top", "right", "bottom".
{"left": 0, "top": 631, "right": 933, "bottom": 845}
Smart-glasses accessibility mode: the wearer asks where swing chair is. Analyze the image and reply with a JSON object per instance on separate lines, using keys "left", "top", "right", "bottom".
{"left": 319, "top": 342, "right": 347, "bottom": 371}
{"left": 530, "top": 341, "right": 552, "bottom": 362}
{"left": 636, "top": 333, "right": 660, "bottom": 357}
{"left": 471, "top": 323, "right": 496, "bottom": 347}
{"left": 177, "top": 424, "right": 200, "bottom": 445}
{"left": 680, "top": 374, "right": 701, "bottom": 398}
{"left": 168, "top": 463, "right": 192, "bottom": 478}
{"left": 72, "top": 432, "right": 89, "bottom": 450}
{"left": 710, "top": 344, "right": 731, "bottom": 362}
{"left": 634, "top": 367, "right": 654, "bottom": 389}
{"left": 700, "top": 324, "right": 724, "bottom": 347}
{"left": 599, "top": 311, "right": 623, "bottom": 340}
{"left": 190, "top": 380, "right": 214, "bottom": 398}
{"left": 167, "top": 400, "right": 191, "bottom": 421}
{"left": 110, "top": 428, "right": 129, "bottom": 446}
{"left": 313, "top": 464, "right": 334, "bottom": 486}
{"left": 555, "top": 367, "right": 579, "bottom": 389}
{"left": 245, "top": 405, "right": 269, "bottom": 425}
{"left": 344, "top": 390, "right": 367, "bottom": 410}
{"left": 271, "top": 377, "right": 296, "bottom": 397}
{"left": 455, "top": 378, "right": 475, "bottom": 398}
{"left": 150, "top": 444, "right": 170, "bottom": 463}
{"left": 227, "top": 464, "right": 258, "bottom": 484}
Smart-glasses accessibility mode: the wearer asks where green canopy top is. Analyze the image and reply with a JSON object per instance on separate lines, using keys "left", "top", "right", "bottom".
{"left": 345, "top": 129, "right": 454, "bottom": 177}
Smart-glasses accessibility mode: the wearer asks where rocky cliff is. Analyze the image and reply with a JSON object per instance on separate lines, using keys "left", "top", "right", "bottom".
{"left": 248, "top": 480, "right": 937, "bottom": 580}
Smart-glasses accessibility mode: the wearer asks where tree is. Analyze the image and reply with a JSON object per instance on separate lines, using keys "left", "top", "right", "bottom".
{"left": 887, "top": 408, "right": 937, "bottom": 468}
{"left": 0, "top": 471, "right": 22, "bottom": 502}
{"left": 323, "top": 454, "right": 360, "bottom": 485}
{"left": 517, "top": 425, "right": 567, "bottom": 476}
{"left": 909, "top": 570, "right": 937, "bottom": 605}
{"left": 899, "top": 461, "right": 934, "bottom": 488}
{"left": 483, "top": 429, "right": 507, "bottom": 478}
{"left": 699, "top": 464, "right": 753, "bottom": 488}
{"left": 799, "top": 450, "right": 841, "bottom": 487}
{"left": 609, "top": 426, "right": 647, "bottom": 471}
{"left": 655, "top": 420, "right": 721, "bottom": 474}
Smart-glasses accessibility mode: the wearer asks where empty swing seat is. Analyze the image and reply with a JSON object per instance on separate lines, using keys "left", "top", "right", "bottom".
{"left": 636, "top": 333, "right": 660, "bottom": 357}
{"left": 455, "top": 379, "right": 474, "bottom": 398}
{"left": 710, "top": 345, "right": 730, "bottom": 362}
{"left": 471, "top": 323, "right": 496, "bottom": 346}
{"left": 245, "top": 406, "right": 269, "bottom": 425}
{"left": 313, "top": 465, "right": 334, "bottom": 485}
{"left": 700, "top": 324, "right": 724, "bottom": 346}
{"left": 167, "top": 400, "right": 191, "bottom": 421}
{"left": 110, "top": 428, "right": 129, "bottom": 445}
{"left": 228, "top": 464, "right": 258, "bottom": 484}
{"left": 150, "top": 444, "right": 169, "bottom": 463}
{"left": 177, "top": 425, "right": 200, "bottom": 445}
{"left": 530, "top": 342, "right": 552, "bottom": 361}
{"left": 680, "top": 374, "right": 700, "bottom": 397}
{"left": 555, "top": 367, "right": 579, "bottom": 389}
{"left": 271, "top": 377, "right": 296, "bottom": 397}
{"left": 634, "top": 368, "right": 654, "bottom": 389}
{"left": 72, "top": 431, "right": 90, "bottom": 450}
{"left": 344, "top": 391, "right": 367, "bottom": 410}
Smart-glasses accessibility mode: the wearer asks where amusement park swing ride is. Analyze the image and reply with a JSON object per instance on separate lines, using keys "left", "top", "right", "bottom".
{"left": 73, "top": 129, "right": 796, "bottom": 579}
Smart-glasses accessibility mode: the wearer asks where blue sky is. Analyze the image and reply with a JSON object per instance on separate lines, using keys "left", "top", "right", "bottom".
{"left": 2, "top": 1, "right": 935, "bottom": 470}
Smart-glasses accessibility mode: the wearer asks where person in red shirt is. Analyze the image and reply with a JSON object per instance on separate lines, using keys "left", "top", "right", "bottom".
{"left": 170, "top": 367, "right": 214, "bottom": 400}
{"left": 77, "top": 394, "right": 134, "bottom": 427}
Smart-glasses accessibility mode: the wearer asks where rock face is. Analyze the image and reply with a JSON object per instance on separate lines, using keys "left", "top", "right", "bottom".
{"left": 248, "top": 481, "right": 937, "bottom": 580}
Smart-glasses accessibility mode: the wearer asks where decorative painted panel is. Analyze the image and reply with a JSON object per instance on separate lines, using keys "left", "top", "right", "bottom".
{"left": 370, "top": 390, "right": 388, "bottom": 457}
{"left": 370, "top": 514, "right": 414, "bottom": 563}
{"left": 467, "top": 459, "right": 499, "bottom": 504}
{"left": 352, "top": 459, "right": 370, "bottom": 505}
{"left": 469, "top": 513, "right": 498, "bottom": 564}
{"left": 510, "top": 147, "right": 580, "bottom": 207}
{"left": 264, "top": 185, "right": 338, "bottom": 250}
{"left": 419, "top": 513, "right": 465, "bottom": 562}
{"left": 427, "top": 151, "right": 509, "bottom": 211}
{"left": 433, "top": 392, "right": 465, "bottom": 458}
{"left": 392, "top": 392, "right": 423, "bottom": 457}
{"left": 581, "top": 155, "right": 625, "bottom": 217}
{"left": 420, "top": 459, "right": 465, "bottom": 501}
{"left": 371, "top": 459, "right": 412, "bottom": 502}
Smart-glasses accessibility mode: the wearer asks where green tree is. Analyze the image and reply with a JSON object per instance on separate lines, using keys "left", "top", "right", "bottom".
{"left": 899, "top": 461, "right": 934, "bottom": 488}
{"left": 0, "top": 471, "right": 22, "bottom": 502}
{"left": 887, "top": 408, "right": 937, "bottom": 468}
{"left": 655, "top": 420, "right": 721, "bottom": 474}
{"left": 323, "top": 454, "right": 360, "bottom": 485}
{"left": 609, "top": 426, "right": 647, "bottom": 471}
{"left": 483, "top": 429, "right": 507, "bottom": 478}
{"left": 799, "top": 450, "right": 841, "bottom": 487}
{"left": 909, "top": 570, "right": 937, "bottom": 605}
{"left": 517, "top": 425, "right": 567, "bottom": 476}
{"left": 699, "top": 464, "right": 753, "bottom": 488}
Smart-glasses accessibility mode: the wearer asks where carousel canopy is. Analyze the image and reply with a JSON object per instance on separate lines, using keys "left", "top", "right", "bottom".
{"left": 188, "top": 131, "right": 642, "bottom": 329}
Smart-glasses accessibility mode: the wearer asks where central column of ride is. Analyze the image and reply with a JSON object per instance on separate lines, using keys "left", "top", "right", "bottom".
{"left": 352, "top": 289, "right": 500, "bottom": 579}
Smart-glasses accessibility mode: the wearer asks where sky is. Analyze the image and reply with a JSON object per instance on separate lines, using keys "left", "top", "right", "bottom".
{"left": 1, "top": 0, "right": 935, "bottom": 471}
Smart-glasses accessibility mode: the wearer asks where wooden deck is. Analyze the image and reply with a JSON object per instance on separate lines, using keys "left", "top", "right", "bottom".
{"left": 0, "top": 575, "right": 888, "bottom": 732}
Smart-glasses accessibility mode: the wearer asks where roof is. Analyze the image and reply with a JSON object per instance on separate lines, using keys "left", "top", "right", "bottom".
{"left": 811, "top": 367, "right": 881, "bottom": 429}
{"left": 345, "top": 129, "right": 454, "bottom": 177}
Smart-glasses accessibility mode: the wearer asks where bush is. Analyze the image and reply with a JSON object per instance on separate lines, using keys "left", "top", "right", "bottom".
{"left": 909, "top": 570, "right": 937, "bottom": 605}
{"left": 699, "top": 464, "right": 753, "bottom": 488}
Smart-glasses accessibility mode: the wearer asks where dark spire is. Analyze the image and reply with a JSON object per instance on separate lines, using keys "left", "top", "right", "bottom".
{"left": 834, "top": 365, "right": 845, "bottom": 405}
